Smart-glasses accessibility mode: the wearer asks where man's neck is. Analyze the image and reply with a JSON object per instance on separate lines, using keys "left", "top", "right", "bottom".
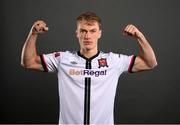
{"left": 80, "top": 49, "right": 98, "bottom": 59}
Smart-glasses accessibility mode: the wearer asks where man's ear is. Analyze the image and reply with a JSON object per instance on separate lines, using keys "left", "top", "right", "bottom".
{"left": 98, "top": 30, "right": 102, "bottom": 39}
{"left": 76, "top": 30, "right": 78, "bottom": 38}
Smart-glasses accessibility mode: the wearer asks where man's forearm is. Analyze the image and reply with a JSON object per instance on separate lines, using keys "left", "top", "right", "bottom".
{"left": 21, "top": 31, "right": 39, "bottom": 67}
{"left": 137, "top": 34, "right": 157, "bottom": 68}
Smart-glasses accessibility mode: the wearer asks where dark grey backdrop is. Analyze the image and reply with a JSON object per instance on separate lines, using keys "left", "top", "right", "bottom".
{"left": 1, "top": 0, "right": 180, "bottom": 124}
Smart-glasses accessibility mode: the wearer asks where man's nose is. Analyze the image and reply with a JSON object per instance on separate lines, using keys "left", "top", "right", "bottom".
{"left": 84, "top": 32, "right": 90, "bottom": 39}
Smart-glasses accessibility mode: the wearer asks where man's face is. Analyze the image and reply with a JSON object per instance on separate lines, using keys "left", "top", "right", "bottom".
{"left": 76, "top": 20, "right": 102, "bottom": 51}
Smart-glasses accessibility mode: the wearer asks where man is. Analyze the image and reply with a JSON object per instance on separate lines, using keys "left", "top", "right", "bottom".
{"left": 21, "top": 11, "right": 157, "bottom": 124}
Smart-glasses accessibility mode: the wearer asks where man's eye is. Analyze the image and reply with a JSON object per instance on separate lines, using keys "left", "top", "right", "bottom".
{"left": 80, "top": 30, "right": 86, "bottom": 33}
{"left": 90, "top": 30, "right": 96, "bottom": 33}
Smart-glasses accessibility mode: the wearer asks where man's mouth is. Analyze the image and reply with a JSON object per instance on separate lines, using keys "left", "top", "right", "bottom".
{"left": 83, "top": 41, "right": 93, "bottom": 45}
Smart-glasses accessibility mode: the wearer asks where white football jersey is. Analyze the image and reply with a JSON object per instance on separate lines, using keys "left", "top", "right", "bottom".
{"left": 40, "top": 51, "right": 136, "bottom": 124}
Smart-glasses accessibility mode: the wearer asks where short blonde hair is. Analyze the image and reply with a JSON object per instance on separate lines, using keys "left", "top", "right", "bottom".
{"left": 76, "top": 11, "right": 102, "bottom": 29}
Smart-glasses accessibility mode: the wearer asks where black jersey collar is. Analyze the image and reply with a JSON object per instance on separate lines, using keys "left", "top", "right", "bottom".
{"left": 77, "top": 51, "right": 100, "bottom": 61}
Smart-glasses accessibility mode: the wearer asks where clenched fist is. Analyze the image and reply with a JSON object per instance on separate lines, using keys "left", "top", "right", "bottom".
{"left": 31, "top": 20, "right": 49, "bottom": 35}
{"left": 123, "top": 24, "right": 143, "bottom": 39}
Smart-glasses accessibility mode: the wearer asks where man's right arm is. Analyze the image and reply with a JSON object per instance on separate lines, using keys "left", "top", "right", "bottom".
{"left": 21, "top": 20, "right": 49, "bottom": 71}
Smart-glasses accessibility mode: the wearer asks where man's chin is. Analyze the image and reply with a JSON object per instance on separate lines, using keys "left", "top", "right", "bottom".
{"left": 84, "top": 48, "right": 92, "bottom": 51}
{"left": 83, "top": 46, "right": 93, "bottom": 50}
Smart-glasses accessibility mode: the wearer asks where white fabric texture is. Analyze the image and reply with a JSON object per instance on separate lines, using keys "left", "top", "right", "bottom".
{"left": 42, "top": 51, "right": 134, "bottom": 124}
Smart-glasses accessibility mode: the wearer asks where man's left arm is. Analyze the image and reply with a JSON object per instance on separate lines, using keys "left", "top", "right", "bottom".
{"left": 123, "top": 24, "right": 157, "bottom": 72}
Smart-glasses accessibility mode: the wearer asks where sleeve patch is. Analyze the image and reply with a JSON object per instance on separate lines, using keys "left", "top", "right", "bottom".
{"left": 54, "top": 52, "right": 60, "bottom": 58}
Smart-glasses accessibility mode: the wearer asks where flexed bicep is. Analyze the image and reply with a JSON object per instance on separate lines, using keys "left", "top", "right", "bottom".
{"left": 21, "top": 20, "right": 49, "bottom": 71}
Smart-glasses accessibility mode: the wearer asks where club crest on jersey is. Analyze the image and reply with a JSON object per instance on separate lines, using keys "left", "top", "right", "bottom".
{"left": 98, "top": 58, "right": 108, "bottom": 68}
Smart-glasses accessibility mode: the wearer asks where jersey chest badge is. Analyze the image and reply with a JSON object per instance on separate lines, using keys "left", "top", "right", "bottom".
{"left": 98, "top": 58, "right": 108, "bottom": 68}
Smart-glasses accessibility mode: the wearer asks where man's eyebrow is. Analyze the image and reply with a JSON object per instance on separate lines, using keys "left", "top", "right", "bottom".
{"left": 79, "top": 28, "right": 97, "bottom": 32}
{"left": 90, "top": 29, "right": 97, "bottom": 31}
{"left": 80, "top": 28, "right": 87, "bottom": 31}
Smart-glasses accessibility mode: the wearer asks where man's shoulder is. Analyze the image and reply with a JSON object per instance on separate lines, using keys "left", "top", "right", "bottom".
{"left": 99, "top": 51, "right": 120, "bottom": 57}
{"left": 59, "top": 50, "right": 77, "bottom": 56}
{"left": 58, "top": 51, "right": 79, "bottom": 60}
{"left": 99, "top": 51, "right": 132, "bottom": 61}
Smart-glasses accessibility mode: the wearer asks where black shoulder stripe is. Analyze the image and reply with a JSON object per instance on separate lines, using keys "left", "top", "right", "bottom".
{"left": 40, "top": 55, "right": 48, "bottom": 72}
{"left": 128, "top": 55, "right": 136, "bottom": 73}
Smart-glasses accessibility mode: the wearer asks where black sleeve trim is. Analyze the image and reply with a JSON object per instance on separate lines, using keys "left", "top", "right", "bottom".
{"left": 40, "top": 54, "right": 48, "bottom": 72}
{"left": 128, "top": 55, "right": 136, "bottom": 73}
